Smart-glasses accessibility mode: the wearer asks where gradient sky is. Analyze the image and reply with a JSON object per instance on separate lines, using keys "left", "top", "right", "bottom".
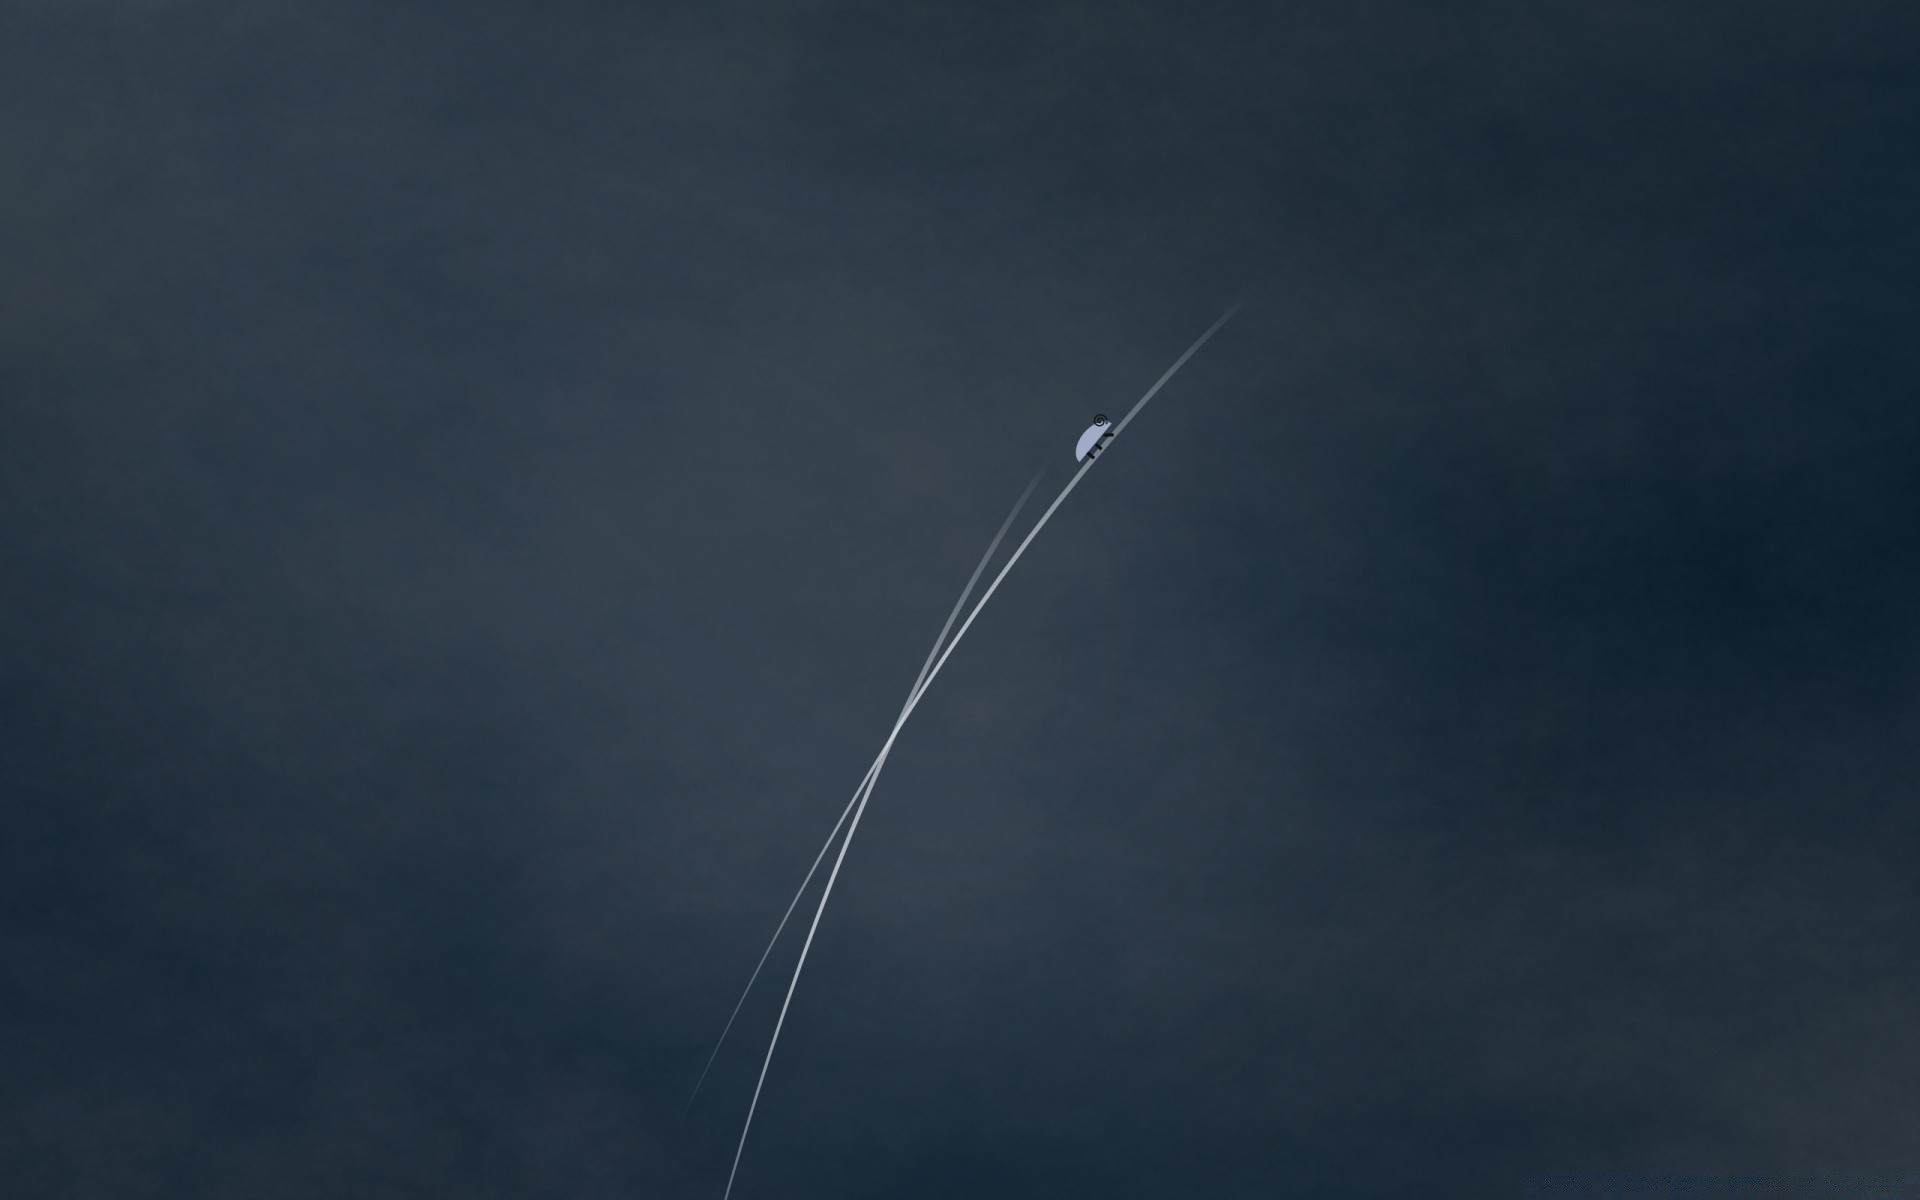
{"left": 4, "top": 3, "right": 1918, "bottom": 1198}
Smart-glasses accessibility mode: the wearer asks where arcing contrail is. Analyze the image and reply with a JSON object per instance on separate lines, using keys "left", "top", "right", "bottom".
{"left": 689, "top": 468, "right": 1044, "bottom": 1109}
{"left": 721, "top": 307, "right": 1239, "bottom": 1200}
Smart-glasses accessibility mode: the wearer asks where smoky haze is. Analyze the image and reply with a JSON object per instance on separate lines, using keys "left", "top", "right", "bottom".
{"left": 3, "top": 2, "right": 1917, "bottom": 1198}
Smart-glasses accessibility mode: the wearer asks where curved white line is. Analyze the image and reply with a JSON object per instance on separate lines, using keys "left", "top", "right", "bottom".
{"left": 722, "top": 308, "right": 1238, "bottom": 1199}
{"left": 689, "top": 470, "right": 1043, "bottom": 1107}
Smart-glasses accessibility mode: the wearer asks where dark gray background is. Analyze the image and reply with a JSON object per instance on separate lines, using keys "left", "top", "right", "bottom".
{"left": 4, "top": 2, "right": 1917, "bottom": 1197}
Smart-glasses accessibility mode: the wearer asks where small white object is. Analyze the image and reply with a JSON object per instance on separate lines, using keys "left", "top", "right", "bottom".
{"left": 1074, "top": 414, "right": 1114, "bottom": 462}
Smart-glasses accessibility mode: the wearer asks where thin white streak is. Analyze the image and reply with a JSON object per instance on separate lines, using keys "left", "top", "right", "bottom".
{"left": 689, "top": 470, "right": 1043, "bottom": 1108}
{"left": 721, "top": 308, "right": 1237, "bottom": 1199}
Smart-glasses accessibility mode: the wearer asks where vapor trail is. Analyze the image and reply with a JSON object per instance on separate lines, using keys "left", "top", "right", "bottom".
{"left": 722, "top": 307, "right": 1238, "bottom": 1200}
{"left": 689, "top": 469, "right": 1043, "bottom": 1109}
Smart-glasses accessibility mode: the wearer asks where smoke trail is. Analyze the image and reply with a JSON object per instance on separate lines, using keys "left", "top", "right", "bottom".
{"left": 721, "top": 308, "right": 1238, "bottom": 1200}
{"left": 689, "top": 469, "right": 1045, "bottom": 1108}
